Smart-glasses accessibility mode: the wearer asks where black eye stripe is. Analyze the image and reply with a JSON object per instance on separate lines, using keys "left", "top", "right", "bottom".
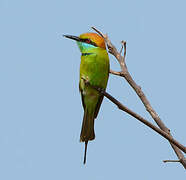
{"left": 81, "top": 38, "right": 97, "bottom": 47}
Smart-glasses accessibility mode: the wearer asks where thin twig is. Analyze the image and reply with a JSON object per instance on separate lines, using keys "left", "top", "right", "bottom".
{"left": 91, "top": 27, "right": 186, "bottom": 169}
{"left": 121, "top": 40, "right": 126, "bottom": 60}
{"left": 119, "top": 43, "right": 124, "bottom": 54}
{"left": 91, "top": 27, "right": 104, "bottom": 38}
{"left": 109, "top": 70, "right": 123, "bottom": 76}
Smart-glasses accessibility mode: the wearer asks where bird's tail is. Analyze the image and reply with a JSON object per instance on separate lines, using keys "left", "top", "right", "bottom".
{"left": 80, "top": 108, "right": 95, "bottom": 164}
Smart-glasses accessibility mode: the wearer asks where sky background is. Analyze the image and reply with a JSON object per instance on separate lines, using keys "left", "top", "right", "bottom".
{"left": 0, "top": 0, "right": 186, "bottom": 179}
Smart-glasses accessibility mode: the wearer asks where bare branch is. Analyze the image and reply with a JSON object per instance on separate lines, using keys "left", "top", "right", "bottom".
{"left": 109, "top": 70, "right": 123, "bottom": 76}
{"left": 92, "top": 27, "right": 186, "bottom": 169}
{"left": 82, "top": 77, "right": 186, "bottom": 154}
{"left": 121, "top": 40, "right": 126, "bottom": 61}
{"left": 91, "top": 27, "right": 104, "bottom": 38}
{"left": 119, "top": 43, "right": 123, "bottom": 54}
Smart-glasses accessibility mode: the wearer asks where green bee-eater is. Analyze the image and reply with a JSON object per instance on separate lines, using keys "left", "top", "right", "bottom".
{"left": 64, "top": 32, "right": 110, "bottom": 164}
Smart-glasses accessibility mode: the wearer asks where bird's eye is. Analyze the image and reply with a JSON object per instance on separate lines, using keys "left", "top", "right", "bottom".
{"left": 85, "top": 39, "right": 91, "bottom": 43}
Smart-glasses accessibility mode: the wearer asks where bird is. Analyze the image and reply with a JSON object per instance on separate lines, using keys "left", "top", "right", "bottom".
{"left": 64, "top": 32, "right": 110, "bottom": 164}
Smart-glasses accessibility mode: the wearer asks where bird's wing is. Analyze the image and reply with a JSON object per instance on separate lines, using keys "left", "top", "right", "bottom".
{"left": 94, "top": 54, "right": 109, "bottom": 118}
{"left": 79, "top": 83, "right": 85, "bottom": 110}
{"left": 94, "top": 95, "right": 104, "bottom": 118}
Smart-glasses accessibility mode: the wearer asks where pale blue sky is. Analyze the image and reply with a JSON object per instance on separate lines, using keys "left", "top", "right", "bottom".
{"left": 0, "top": 0, "right": 186, "bottom": 179}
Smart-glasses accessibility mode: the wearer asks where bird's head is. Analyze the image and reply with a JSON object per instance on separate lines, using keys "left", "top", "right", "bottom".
{"left": 64, "top": 32, "right": 106, "bottom": 53}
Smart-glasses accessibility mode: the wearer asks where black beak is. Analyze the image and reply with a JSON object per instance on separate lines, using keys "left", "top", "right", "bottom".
{"left": 63, "top": 35, "right": 81, "bottom": 42}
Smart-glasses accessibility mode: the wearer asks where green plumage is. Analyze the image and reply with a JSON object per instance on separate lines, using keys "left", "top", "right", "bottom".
{"left": 79, "top": 48, "right": 109, "bottom": 143}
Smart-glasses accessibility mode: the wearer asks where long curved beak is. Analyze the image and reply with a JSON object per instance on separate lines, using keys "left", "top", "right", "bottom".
{"left": 63, "top": 35, "right": 81, "bottom": 42}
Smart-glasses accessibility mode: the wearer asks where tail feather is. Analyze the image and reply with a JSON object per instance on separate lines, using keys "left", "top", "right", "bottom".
{"left": 80, "top": 108, "right": 95, "bottom": 164}
{"left": 83, "top": 141, "right": 88, "bottom": 164}
{"left": 80, "top": 108, "right": 95, "bottom": 142}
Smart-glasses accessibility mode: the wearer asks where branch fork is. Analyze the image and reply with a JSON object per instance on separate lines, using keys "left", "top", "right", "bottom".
{"left": 91, "top": 27, "right": 186, "bottom": 169}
